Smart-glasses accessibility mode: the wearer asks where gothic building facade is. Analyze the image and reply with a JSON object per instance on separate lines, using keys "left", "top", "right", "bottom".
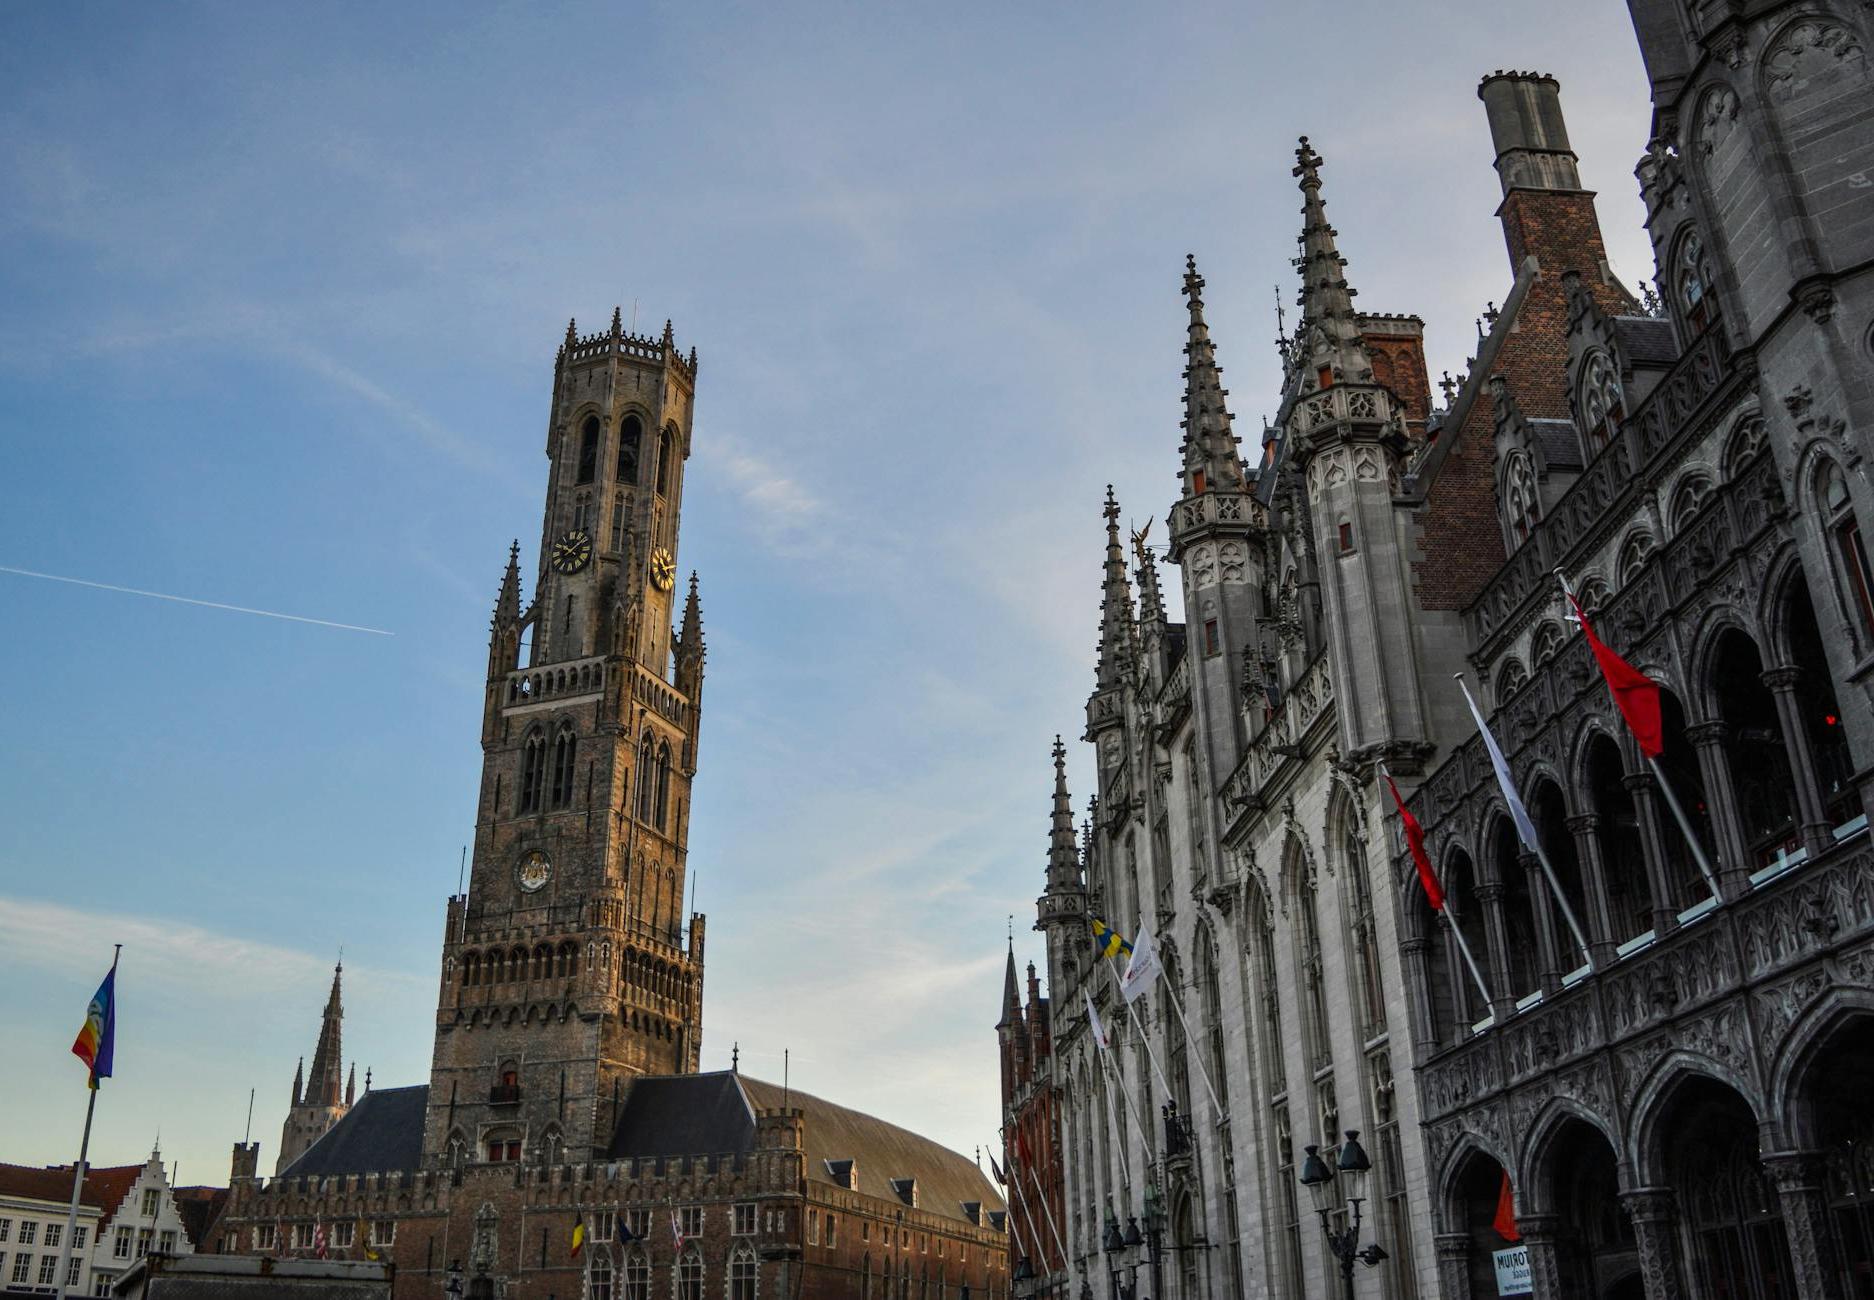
{"left": 208, "top": 315, "right": 1008, "bottom": 1300}
{"left": 1032, "top": 4, "right": 1874, "bottom": 1299}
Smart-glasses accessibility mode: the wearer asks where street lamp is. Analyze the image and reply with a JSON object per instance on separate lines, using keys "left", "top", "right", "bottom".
{"left": 1298, "top": 1132, "right": 1388, "bottom": 1300}
{"left": 443, "top": 1259, "right": 464, "bottom": 1298}
{"left": 1100, "top": 1210, "right": 1133, "bottom": 1300}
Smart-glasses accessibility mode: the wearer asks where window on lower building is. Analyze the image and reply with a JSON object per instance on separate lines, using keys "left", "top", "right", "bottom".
{"left": 73, "top": 1227, "right": 87, "bottom": 1250}
{"left": 141, "top": 1190, "right": 160, "bottom": 1218}
{"left": 137, "top": 1227, "right": 152, "bottom": 1255}
{"left": 39, "top": 1254, "right": 59, "bottom": 1285}
{"left": 590, "top": 1254, "right": 614, "bottom": 1300}
{"left": 733, "top": 1204, "right": 756, "bottom": 1236}
{"left": 11, "top": 1253, "right": 31, "bottom": 1284}
{"left": 826, "top": 1215, "right": 838, "bottom": 1249}
{"left": 371, "top": 1221, "right": 396, "bottom": 1247}
{"left": 623, "top": 1249, "right": 650, "bottom": 1300}
{"left": 18, "top": 1223, "right": 35, "bottom": 1247}
{"left": 0, "top": 1218, "right": 10, "bottom": 1242}
{"left": 94, "top": 1276, "right": 116, "bottom": 1298}
{"left": 253, "top": 1225, "right": 276, "bottom": 1251}
{"left": 678, "top": 1207, "right": 703, "bottom": 1239}
{"left": 591, "top": 1210, "right": 614, "bottom": 1243}
{"left": 676, "top": 1249, "right": 703, "bottom": 1300}
{"left": 44, "top": 1224, "right": 61, "bottom": 1249}
{"left": 730, "top": 1246, "right": 758, "bottom": 1300}
{"left": 160, "top": 1228, "right": 177, "bottom": 1253}
{"left": 808, "top": 1211, "right": 819, "bottom": 1245}
{"left": 67, "top": 1256, "right": 82, "bottom": 1287}
{"left": 330, "top": 1223, "right": 353, "bottom": 1250}
{"left": 627, "top": 1210, "right": 651, "bottom": 1243}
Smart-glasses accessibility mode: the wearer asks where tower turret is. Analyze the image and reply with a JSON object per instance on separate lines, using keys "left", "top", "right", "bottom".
{"left": 1095, "top": 488, "right": 1137, "bottom": 692}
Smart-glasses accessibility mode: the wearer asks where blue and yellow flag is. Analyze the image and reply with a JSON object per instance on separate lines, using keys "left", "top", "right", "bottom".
{"left": 1089, "top": 917, "right": 1133, "bottom": 961}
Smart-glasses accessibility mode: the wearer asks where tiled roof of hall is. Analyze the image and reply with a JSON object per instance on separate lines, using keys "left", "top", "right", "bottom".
{"left": 608, "top": 1072, "right": 1004, "bottom": 1227}
{"left": 0, "top": 1162, "right": 113, "bottom": 1209}
{"left": 277, "top": 1086, "right": 429, "bottom": 1179}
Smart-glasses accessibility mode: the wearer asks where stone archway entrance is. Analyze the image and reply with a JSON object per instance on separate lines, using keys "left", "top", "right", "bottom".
{"left": 1528, "top": 1117, "right": 1638, "bottom": 1300}
{"left": 1663, "top": 1077, "right": 1796, "bottom": 1298}
{"left": 1789, "top": 1014, "right": 1874, "bottom": 1297}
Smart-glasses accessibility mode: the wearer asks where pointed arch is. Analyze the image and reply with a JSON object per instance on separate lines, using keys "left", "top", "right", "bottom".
{"left": 657, "top": 423, "right": 677, "bottom": 497}
{"left": 549, "top": 725, "right": 577, "bottom": 809}
{"left": 617, "top": 411, "right": 644, "bottom": 485}
{"left": 654, "top": 740, "right": 673, "bottom": 831}
{"left": 518, "top": 727, "right": 546, "bottom": 814}
{"left": 634, "top": 730, "right": 656, "bottom": 822}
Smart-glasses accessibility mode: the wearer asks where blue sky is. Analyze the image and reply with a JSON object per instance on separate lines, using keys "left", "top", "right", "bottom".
{"left": 0, "top": 1, "right": 1657, "bottom": 1186}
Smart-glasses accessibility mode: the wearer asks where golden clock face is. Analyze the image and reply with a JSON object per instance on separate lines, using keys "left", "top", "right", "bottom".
{"left": 550, "top": 530, "right": 593, "bottom": 575}
{"left": 516, "top": 850, "right": 552, "bottom": 894}
{"left": 650, "top": 546, "right": 676, "bottom": 592}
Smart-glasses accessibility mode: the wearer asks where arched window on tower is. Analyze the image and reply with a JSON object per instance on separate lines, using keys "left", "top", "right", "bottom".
{"left": 635, "top": 732, "right": 656, "bottom": 822}
{"left": 577, "top": 416, "right": 601, "bottom": 486}
{"left": 654, "top": 742, "right": 673, "bottom": 831}
{"left": 1677, "top": 229, "right": 1718, "bottom": 334}
{"left": 1502, "top": 450, "right": 1541, "bottom": 546}
{"left": 1577, "top": 350, "right": 1624, "bottom": 450}
{"left": 611, "top": 492, "right": 627, "bottom": 553}
{"left": 518, "top": 730, "right": 546, "bottom": 814}
{"left": 675, "top": 1246, "right": 703, "bottom": 1300}
{"left": 618, "top": 413, "right": 642, "bottom": 485}
{"left": 549, "top": 727, "right": 576, "bottom": 809}
{"left": 656, "top": 424, "right": 676, "bottom": 497}
{"left": 729, "top": 1245, "right": 758, "bottom": 1300}
{"left": 622, "top": 1249, "right": 650, "bottom": 1300}
{"left": 1822, "top": 462, "right": 1874, "bottom": 642}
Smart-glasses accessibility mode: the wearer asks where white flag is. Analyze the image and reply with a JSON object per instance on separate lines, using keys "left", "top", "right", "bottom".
{"left": 1084, "top": 988, "right": 1110, "bottom": 1051}
{"left": 1457, "top": 675, "right": 1540, "bottom": 851}
{"left": 1119, "top": 919, "right": 1162, "bottom": 1004}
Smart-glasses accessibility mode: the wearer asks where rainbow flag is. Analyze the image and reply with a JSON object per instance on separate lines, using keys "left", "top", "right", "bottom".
{"left": 70, "top": 966, "right": 116, "bottom": 1088}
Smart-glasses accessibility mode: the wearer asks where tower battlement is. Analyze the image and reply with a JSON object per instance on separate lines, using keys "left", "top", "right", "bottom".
{"left": 557, "top": 315, "right": 698, "bottom": 380}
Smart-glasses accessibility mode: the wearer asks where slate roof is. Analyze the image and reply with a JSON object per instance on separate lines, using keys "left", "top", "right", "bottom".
{"left": 1614, "top": 315, "right": 1678, "bottom": 367}
{"left": 172, "top": 1186, "right": 230, "bottom": 1249}
{"left": 1528, "top": 418, "right": 1585, "bottom": 473}
{"left": 278, "top": 1087, "right": 429, "bottom": 1179}
{"left": 608, "top": 1073, "right": 1002, "bottom": 1226}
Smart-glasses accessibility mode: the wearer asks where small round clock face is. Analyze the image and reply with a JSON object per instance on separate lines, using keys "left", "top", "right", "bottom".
{"left": 650, "top": 546, "right": 676, "bottom": 592}
{"left": 516, "top": 850, "right": 552, "bottom": 893}
{"left": 550, "top": 531, "right": 593, "bottom": 575}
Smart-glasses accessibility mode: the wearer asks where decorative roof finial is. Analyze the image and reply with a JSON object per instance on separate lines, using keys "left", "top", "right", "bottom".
{"left": 611, "top": 305, "right": 623, "bottom": 336}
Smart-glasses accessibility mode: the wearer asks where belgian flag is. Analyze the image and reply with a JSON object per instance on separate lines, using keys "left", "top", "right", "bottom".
{"left": 571, "top": 1214, "right": 586, "bottom": 1260}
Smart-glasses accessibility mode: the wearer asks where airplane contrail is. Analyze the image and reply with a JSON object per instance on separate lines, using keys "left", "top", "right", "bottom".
{"left": 0, "top": 565, "right": 394, "bottom": 637}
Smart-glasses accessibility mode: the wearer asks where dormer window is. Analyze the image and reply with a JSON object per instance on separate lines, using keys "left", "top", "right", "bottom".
{"left": 1578, "top": 351, "right": 1624, "bottom": 449}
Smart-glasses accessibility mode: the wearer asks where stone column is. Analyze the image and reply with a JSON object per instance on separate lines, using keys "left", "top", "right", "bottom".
{"left": 1400, "top": 936, "right": 1440, "bottom": 1056}
{"left": 1685, "top": 721, "right": 1753, "bottom": 896}
{"left": 1763, "top": 667, "right": 1836, "bottom": 860}
{"left": 1620, "top": 1188, "right": 1685, "bottom": 1300}
{"left": 1474, "top": 882, "right": 1519, "bottom": 1022}
{"left": 1519, "top": 850, "right": 1565, "bottom": 992}
{"left": 1434, "top": 1232, "right": 1473, "bottom": 1300}
{"left": 1623, "top": 770, "right": 1683, "bottom": 933}
{"left": 1517, "top": 1213, "right": 1563, "bottom": 1300}
{"left": 1564, "top": 815, "right": 1620, "bottom": 965}
{"left": 1764, "top": 1151, "right": 1844, "bottom": 1300}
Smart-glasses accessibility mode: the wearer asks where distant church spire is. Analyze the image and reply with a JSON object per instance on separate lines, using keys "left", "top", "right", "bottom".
{"left": 307, "top": 963, "right": 344, "bottom": 1107}
{"left": 1179, "top": 255, "right": 1246, "bottom": 498}
{"left": 1046, "top": 736, "right": 1078, "bottom": 892}
{"left": 291, "top": 1056, "right": 304, "bottom": 1107}
{"left": 1095, "top": 487, "right": 1137, "bottom": 690}
{"left": 494, "top": 541, "right": 522, "bottom": 624}
{"left": 997, "top": 940, "right": 1020, "bottom": 1030}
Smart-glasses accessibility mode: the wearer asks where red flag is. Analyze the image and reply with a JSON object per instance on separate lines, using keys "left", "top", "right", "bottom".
{"left": 1572, "top": 595, "right": 1664, "bottom": 758}
{"left": 1493, "top": 1171, "right": 1521, "bottom": 1243}
{"left": 1383, "top": 773, "right": 1445, "bottom": 912}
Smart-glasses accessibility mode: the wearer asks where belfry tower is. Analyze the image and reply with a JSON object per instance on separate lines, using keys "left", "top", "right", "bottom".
{"left": 422, "top": 313, "right": 708, "bottom": 1168}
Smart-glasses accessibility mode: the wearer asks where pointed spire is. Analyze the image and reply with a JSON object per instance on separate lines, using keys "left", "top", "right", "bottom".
{"left": 1047, "top": 736, "right": 1079, "bottom": 891}
{"left": 345, "top": 1063, "right": 356, "bottom": 1107}
{"left": 494, "top": 541, "right": 522, "bottom": 624}
{"left": 662, "top": 319, "right": 675, "bottom": 348}
{"left": 1179, "top": 255, "right": 1246, "bottom": 498}
{"left": 1291, "top": 136, "right": 1372, "bottom": 391}
{"left": 611, "top": 305, "right": 623, "bottom": 336}
{"left": 1132, "top": 518, "right": 1165, "bottom": 631}
{"left": 997, "top": 941, "right": 1020, "bottom": 1030}
{"left": 678, "top": 571, "right": 704, "bottom": 661}
{"left": 306, "top": 962, "right": 344, "bottom": 1108}
{"left": 565, "top": 318, "right": 578, "bottom": 350}
{"left": 1096, "top": 487, "right": 1137, "bottom": 690}
{"left": 291, "top": 1057, "right": 304, "bottom": 1107}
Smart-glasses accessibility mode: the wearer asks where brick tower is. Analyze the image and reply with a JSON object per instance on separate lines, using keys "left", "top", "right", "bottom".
{"left": 422, "top": 312, "right": 708, "bottom": 1168}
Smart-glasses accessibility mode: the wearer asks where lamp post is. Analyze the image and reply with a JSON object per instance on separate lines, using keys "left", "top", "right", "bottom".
{"left": 1297, "top": 1131, "right": 1389, "bottom": 1300}
{"left": 1138, "top": 1183, "right": 1166, "bottom": 1300}
{"left": 1101, "top": 1211, "right": 1135, "bottom": 1300}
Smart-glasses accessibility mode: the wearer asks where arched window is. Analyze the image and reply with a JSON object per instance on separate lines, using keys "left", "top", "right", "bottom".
{"left": 1496, "top": 658, "right": 1529, "bottom": 701}
{"left": 540, "top": 1124, "right": 562, "bottom": 1166}
{"left": 549, "top": 727, "right": 576, "bottom": 809}
{"left": 611, "top": 491, "right": 627, "bottom": 552}
{"left": 729, "top": 1245, "right": 758, "bottom": 1300}
{"left": 656, "top": 424, "right": 676, "bottom": 497}
{"left": 590, "top": 1252, "right": 614, "bottom": 1300}
{"left": 618, "top": 413, "right": 643, "bottom": 485}
{"left": 577, "top": 415, "right": 601, "bottom": 486}
{"left": 1502, "top": 450, "right": 1541, "bottom": 544}
{"left": 634, "top": 732, "right": 656, "bottom": 822}
{"left": 1617, "top": 531, "right": 1655, "bottom": 585}
{"left": 1678, "top": 230, "right": 1717, "bottom": 333}
{"left": 518, "top": 731, "right": 546, "bottom": 814}
{"left": 1722, "top": 417, "right": 1767, "bottom": 479}
{"left": 462, "top": 953, "right": 480, "bottom": 987}
{"left": 1248, "top": 881, "right": 1285, "bottom": 1092}
{"left": 1821, "top": 462, "right": 1874, "bottom": 641}
{"left": 1669, "top": 474, "right": 1713, "bottom": 534}
{"left": 1578, "top": 350, "right": 1624, "bottom": 449}
{"left": 1530, "top": 622, "right": 1564, "bottom": 669}
{"left": 675, "top": 1246, "right": 703, "bottom": 1300}
{"left": 446, "top": 1130, "right": 466, "bottom": 1170}
{"left": 654, "top": 742, "right": 673, "bottom": 831}
{"left": 1293, "top": 849, "right": 1332, "bottom": 1073}
{"left": 1342, "top": 821, "right": 1386, "bottom": 1038}
{"left": 622, "top": 1249, "right": 650, "bottom": 1300}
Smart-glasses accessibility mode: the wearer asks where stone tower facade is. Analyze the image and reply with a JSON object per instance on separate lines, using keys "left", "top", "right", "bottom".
{"left": 421, "top": 313, "right": 709, "bottom": 1169}
{"left": 275, "top": 963, "right": 352, "bottom": 1175}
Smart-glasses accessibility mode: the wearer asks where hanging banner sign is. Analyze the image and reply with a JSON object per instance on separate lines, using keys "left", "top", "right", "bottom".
{"left": 1493, "top": 1245, "right": 1532, "bottom": 1295}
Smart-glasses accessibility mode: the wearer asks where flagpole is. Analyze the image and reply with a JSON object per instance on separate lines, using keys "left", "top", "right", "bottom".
{"left": 1010, "top": 1138, "right": 1070, "bottom": 1273}
{"left": 990, "top": 1143, "right": 1040, "bottom": 1272}
{"left": 1095, "top": 1052, "right": 1133, "bottom": 1186}
{"left": 1156, "top": 983, "right": 1226, "bottom": 1124}
{"left": 1455, "top": 673, "right": 1597, "bottom": 972}
{"left": 1379, "top": 764, "right": 1491, "bottom": 1026}
{"left": 1095, "top": 1030, "right": 1150, "bottom": 1168}
{"left": 55, "top": 943, "right": 118, "bottom": 1300}
{"left": 1102, "top": 955, "right": 1174, "bottom": 1102}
